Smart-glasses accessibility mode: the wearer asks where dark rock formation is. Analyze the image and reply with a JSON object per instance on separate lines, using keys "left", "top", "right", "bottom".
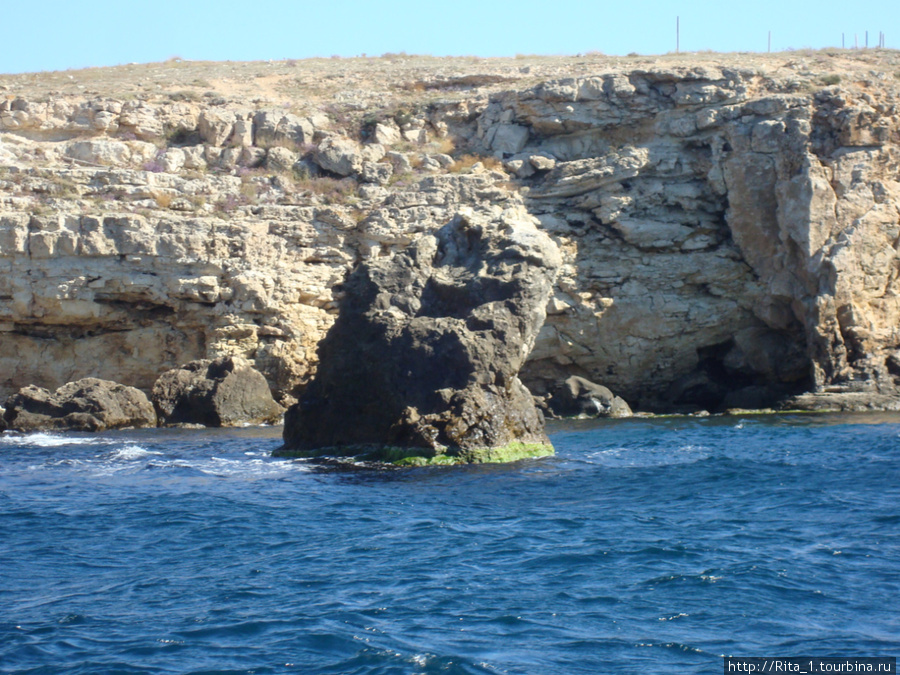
{"left": 152, "top": 356, "right": 284, "bottom": 427}
{"left": 276, "top": 207, "right": 562, "bottom": 464}
{"left": 3, "top": 378, "right": 157, "bottom": 432}
{"left": 546, "top": 376, "right": 632, "bottom": 418}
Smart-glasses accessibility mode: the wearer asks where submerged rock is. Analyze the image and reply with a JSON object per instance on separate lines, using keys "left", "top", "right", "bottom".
{"left": 152, "top": 356, "right": 284, "bottom": 427}
{"left": 779, "top": 390, "right": 900, "bottom": 412}
{"left": 3, "top": 378, "right": 156, "bottom": 432}
{"left": 546, "top": 376, "right": 632, "bottom": 418}
{"left": 276, "top": 207, "right": 562, "bottom": 464}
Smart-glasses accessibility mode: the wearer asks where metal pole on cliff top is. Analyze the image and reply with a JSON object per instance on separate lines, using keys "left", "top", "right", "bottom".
{"left": 768, "top": 31, "right": 771, "bottom": 52}
{"left": 676, "top": 16, "right": 679, "bottom": 54}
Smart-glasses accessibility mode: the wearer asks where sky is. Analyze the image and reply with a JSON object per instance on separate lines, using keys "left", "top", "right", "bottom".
{"left": 2, "top": 0, "right": 898, "bottom": 74}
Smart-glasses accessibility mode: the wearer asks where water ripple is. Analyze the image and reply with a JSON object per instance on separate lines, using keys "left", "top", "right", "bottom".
{"left": 1, "top": 417, "right": 899, "bottom": 674}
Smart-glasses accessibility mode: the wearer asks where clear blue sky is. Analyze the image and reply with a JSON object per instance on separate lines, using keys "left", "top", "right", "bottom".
{"left": 2, "top": 0, "right": 897, "bottom": 74}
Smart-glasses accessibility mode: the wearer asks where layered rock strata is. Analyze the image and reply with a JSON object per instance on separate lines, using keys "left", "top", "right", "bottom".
{"left": 2, "top": 52, "right": 900, "bottom": 412}
{"left": 276, "top": 207, "right": 561, "bottom": 463}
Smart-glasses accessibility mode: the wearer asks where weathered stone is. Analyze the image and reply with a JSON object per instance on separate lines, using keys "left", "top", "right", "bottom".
{"left": 118, "top": 103, "right": 165, "bottom": 141}
{"left": 385, "top": 150, "right": 412, "bottom": 173}
{"left": 198, "top": 109, "right": 234, "bottom": 146}
{"left": 546, "top": 376, "right": 632, "bottom": 418}
{"left": 401, "top": 128, "right": 427, "bottom": 144}
{"left": 65, "top": 140, "right": 132, "bottom": 167}
{"left": 488, "top": 123, "right": 530, "bottom": 154}
{"left": 229, "top": 117, "right": 253, "bottom": 148}
{"left": 3, "top": 378, "right": 156, "bottom": 432}
{"left": 529, "top": 148, "right": 650, "bottom": 198}
{"left": 373, "top": 121, "right": 402, "bottom": 145}
{"left": 506, "top": 158, "right": 535, "bottom": 178}
{"left": 360, "top": 160, "right": 392, "bottom": 185}
{"left": 277, "top": 206, "right": 562, "bottom": 463}
{"left": 361, "top": 144, "right": 386, "bottom": 163}
{"left": 529, "top": 154, "right": 556, "bottom": 171}
{"left": 239, "top": 146, "right": 266, "bottom": 168}
{"left": 314, "top": 136, "right": 363, "bottom": 176}
{"left": 160, "top": 148, "right": 185, "bottom": 173}
{"left": 152, "top": 356, "right": 284, "bottom": 427}
{"left": 253, "top": 111, "right": 313, "bottom": 149}
{"left": 266, "top": 146, "right": 299, "bottom": 173}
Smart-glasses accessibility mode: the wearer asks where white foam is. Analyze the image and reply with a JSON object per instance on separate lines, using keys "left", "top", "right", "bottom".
{"left": 190, "top": 456, "right": 310, "bottom": 477}
{"left": 108, "top": 445, "right": 161, "bottom": 461}
{"left": 586, "top": 444, "right": 710, "bottom": 468}
{"left": 5, "top": 432, "right": 310, "bottom": 480}
{"left": 82, "top": 454, "right": 312, "bottom": 479}
{"left": 0, "top": 432, "right": 103, "bottom": 448}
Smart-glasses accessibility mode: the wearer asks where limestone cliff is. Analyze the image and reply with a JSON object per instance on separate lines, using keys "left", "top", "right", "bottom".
{"left": 2, "top": 51, "right": 899, "bottom": 411}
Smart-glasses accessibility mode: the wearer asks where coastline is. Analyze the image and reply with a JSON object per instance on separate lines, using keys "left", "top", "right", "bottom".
{"left": 3, "top": 49, "right": 900, "bottom": 431}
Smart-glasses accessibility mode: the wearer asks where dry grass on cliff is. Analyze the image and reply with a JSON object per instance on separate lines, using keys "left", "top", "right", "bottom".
{"left": 3, "top": 49, "right": 900, "bottom": 110}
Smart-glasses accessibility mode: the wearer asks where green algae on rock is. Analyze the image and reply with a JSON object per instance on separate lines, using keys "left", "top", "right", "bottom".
{"left": 275, "top": 207, "right": 560, "bottom": 464}
{"left": 272, "top": 441, "right": 554, "bottom": 466}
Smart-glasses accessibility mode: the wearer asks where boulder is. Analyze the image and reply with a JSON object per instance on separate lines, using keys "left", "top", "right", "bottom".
{"left": 64, "top": 140, "right": 131, "bottom": 167}
{"left": 360, "top": 160, "right": 392, "bottom": 185}
{"left": 488, "top": 123, "right": 529, "bottom": 154}
{"left": 373, "top": 121, "right": 402, "bottom": 145}
{"left": 314, "top": 136, "right": 364, "bottom": 176}
{"left": 3, "top": 378, "right": 157, "bottom": 432}
{"left": 152, "top": 356, "right": 284, "bottom": 427}
{"left": 401, "top": 128, "right": 427, "bottom": 145}
{"left": 198, "top": 109, "right": 234, "bottom": 146}
{"left": 266, "top": 146, "right": 299, "bottom": 173}
{"left": 228, "top": 117, "right": 253, "bottom": 148}
{"left": 546, "top": 376, "right": 632, "bottom": 418}
{"left": 160, "top": 147, "right": 185, "bottom": 173}
{"left": 277, "top": 206, "right": 562, "bottom": 464}
{"left": 253, "top": 111, "right": 313, "bottom": 149}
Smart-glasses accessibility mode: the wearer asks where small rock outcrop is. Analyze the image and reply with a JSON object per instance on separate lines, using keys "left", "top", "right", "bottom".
{"left": 152, "top": 356, "right": 284, "bottom": 427}
{"left": 546, "top": 376, "right": 633, "bottom": 419}
{"left": 276, "top": 207, "right": 562, "bottom": 464}
{"left": 3, "top": 378, "right": 157, "bottom": 432}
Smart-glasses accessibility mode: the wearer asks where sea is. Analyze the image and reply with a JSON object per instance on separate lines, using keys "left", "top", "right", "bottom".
{"left": 1, "top": 413, "right": 898, "bottom": 674}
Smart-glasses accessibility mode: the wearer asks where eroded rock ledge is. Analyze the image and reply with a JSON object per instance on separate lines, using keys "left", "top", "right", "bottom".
{"left": 276, "top": 207, "right": 561, "bottom": 464}
{"left": 2, "top": 51, "right": 900, "bottom": 414}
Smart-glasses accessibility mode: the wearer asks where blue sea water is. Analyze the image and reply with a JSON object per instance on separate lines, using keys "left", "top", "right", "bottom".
{"left": 1, "top": 414, "right": 898, "bottom": 674}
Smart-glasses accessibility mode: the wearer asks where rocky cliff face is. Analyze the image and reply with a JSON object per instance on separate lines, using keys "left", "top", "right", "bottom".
{"left": 2, "top": 52, "right": 899, "bottom": 411}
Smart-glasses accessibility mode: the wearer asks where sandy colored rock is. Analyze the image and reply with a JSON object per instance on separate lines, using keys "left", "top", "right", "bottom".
{"left": 2, "top": 50, "right": 900, "bottom": 413}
